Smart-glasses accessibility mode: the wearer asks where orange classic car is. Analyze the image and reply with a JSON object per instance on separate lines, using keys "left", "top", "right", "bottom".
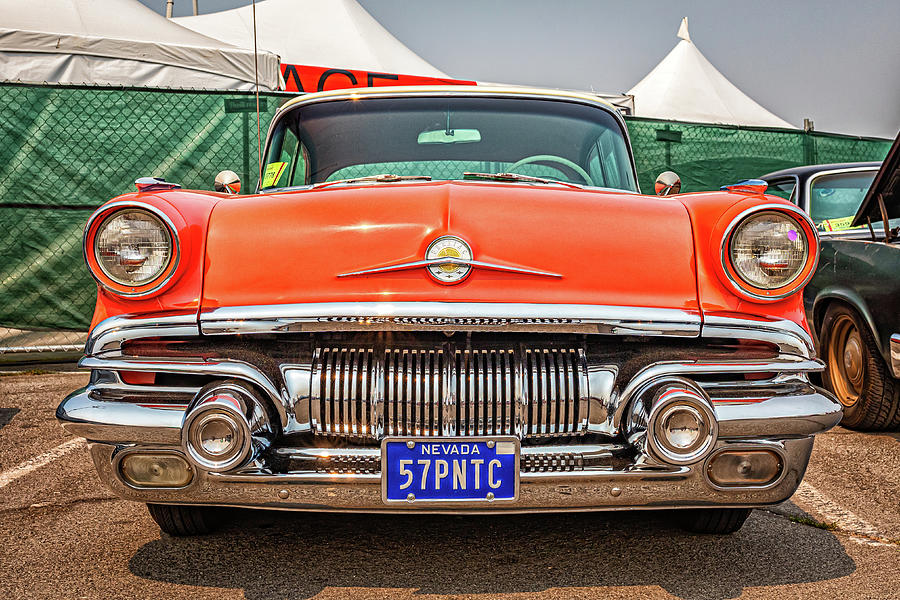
{"left": 58, "top": 87, "right": 841, "bottom": 536}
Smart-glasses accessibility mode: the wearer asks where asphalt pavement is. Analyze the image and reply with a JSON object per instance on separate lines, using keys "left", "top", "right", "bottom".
{"left": 1, "top": 371, "right": 897, "bottom": 600}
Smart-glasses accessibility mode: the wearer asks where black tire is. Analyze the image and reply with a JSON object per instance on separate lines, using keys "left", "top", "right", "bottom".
{"left": 819, "top": 303, "right": 900, "bottom": 430}
{"left": 678, "top": 508, "right": 751, "bottom": 534}
{"left": 146, "top": 503, "right": 219, "bottom": 536}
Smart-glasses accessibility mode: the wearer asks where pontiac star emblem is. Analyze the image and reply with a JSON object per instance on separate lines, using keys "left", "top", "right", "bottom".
{"left": 338, "top": 235, "right": 561, "bottom": 285}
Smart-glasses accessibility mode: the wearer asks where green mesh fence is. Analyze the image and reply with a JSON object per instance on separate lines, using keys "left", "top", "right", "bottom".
{"left": 626, "top": 118, "right": 891, "bottom": 193}
{"left": 0, "top": 83, "right": 891, "bottom": 352}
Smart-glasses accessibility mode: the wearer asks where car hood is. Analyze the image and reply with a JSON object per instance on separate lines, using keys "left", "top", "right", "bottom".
{"left": 200, "top": 181, "right": 699, "bottom": 312}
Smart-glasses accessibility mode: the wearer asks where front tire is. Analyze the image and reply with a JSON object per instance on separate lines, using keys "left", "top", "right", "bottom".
{"left": 820, "top": 304, "right": 900, "bottom": 430}
{"left": 147, "top": 503, "right": 219, "bottom": 536}
{"left": 678, "top": 508, "right": 751, "bottom": 534}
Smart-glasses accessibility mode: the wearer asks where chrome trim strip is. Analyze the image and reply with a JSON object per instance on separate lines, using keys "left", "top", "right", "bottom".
{"left": 85, "top": 312, "right": 199, "bottom": 356}
{"left": 715, "top": 391, "right": 841, "bottom": 438}
{"left": 57, "top": 388, "right": 184, "bottom": 445}
{"left": 890, "top": 334, "right": 900, "bottom": 378}
{"left": 701, "top": 313, "right": 815, "bottom": 358}
{"left": 273, "top": 443, "right": 625, "bottom": 462}
{"left": 610, "top": 355, "right": 825, "bottom": 433}
{"left": 199, "top": 302, "right": 701, "bottom": 336}
{"left": 338, "top": 258, "right": 561, "bottom": 279}
{"left": 77, "top": 356, "right": 288, "bottom": 428}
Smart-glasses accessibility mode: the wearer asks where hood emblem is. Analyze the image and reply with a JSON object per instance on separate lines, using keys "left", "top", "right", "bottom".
{"left": 338, "top": 235, "right": 561, "bottom": 285}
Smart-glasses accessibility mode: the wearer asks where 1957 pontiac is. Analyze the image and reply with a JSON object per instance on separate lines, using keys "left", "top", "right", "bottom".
{"left": 58, "top": 87, "right": 841, "bottom": 536}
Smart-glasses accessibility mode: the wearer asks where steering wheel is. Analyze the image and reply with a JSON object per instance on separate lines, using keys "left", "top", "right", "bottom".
{"left": 508, "top": 154, "right": 594, "bottom": 186}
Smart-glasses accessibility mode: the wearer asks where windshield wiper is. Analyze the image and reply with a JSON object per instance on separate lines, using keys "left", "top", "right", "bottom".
{"left": 313, "top": 174, "right": 431, "bottom": 190}
{"left": 463, "top": 172, "right": 583, "bottom": 190}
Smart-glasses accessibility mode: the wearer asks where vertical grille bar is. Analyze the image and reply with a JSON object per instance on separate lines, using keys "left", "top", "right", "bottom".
{"left": 326, "top": 348, "right": 338, "bottom": 434}
{"left": 342, "top": 349, "right": 352, "bottom": 435}
{"left": 310, "top": 347, "right": 322, "bottom": 433}
{"left": 559, "top": 350, "right": 573, "bottom": 434}
{"left": 403, "top": 350, "right": 412, "bottom": 436}
{"left": 529, "top": 350, "right": 540, "bottom": 435}
{"left": 374, "top": 347, "right": 384, "bottom": 438}
{"left": 386, "top": 349, "right": 396, "bottom": 436}
{"left": 466, "top": 350, "right": 478, "bottom": 435}
{"left": 444, "top": 344, "right": 456, "bottom": 436}
{"left": 360, "top": 349, "right": 370, "bottom": 437}
{"left": 502, "top": 350, "right": 513, "bottom": 437}
{"left": 476, "top": 350, "right": 485, "bottom": 435}
{"left": 546, "top": 350, "right": 558, "bottom": 434}
{"left": 514, "top": 346, "right": 525, "bottom": 438}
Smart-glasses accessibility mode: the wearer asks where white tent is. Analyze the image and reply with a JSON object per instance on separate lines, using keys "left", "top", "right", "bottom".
{"left": 627, "top": 18, "right": 793, "bottom": 128}
{"left": 174, "top": 0, "right": 448, "bottom": 78}
{"left": 0, "top": 0, "right": 281, "bottom": 90}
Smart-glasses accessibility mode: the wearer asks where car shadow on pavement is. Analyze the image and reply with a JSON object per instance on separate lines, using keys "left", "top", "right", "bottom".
{"left": 129, "top": 507, "right": 855, "bottom": 600}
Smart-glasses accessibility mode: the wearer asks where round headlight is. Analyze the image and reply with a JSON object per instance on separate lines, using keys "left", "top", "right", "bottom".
{"left": 94, "top": 209, "right": 173, "bottom": 286}
{"left": 728, "top": 210, "right": 808, "bottom": 290}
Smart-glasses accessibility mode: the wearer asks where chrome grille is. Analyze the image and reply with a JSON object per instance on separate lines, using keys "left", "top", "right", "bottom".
{"left": 311, "top": 345, "right": 588, "bottom": 440}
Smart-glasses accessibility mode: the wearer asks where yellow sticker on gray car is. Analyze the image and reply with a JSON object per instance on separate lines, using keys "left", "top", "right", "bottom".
{"left": 262, "top": 162, "right": 287, "bottom": 188}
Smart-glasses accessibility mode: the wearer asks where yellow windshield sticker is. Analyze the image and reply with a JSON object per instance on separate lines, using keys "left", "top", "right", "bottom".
{"left": 820, "top": 216, "right": 855, "bottom": 231}
{"left": 262, "top": 162, "right": 287, "bottom": 188}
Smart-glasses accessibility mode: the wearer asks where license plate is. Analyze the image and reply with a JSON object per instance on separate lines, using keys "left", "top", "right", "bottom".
{"left": 382, "top": 437, "right": 519, "bottom": 504}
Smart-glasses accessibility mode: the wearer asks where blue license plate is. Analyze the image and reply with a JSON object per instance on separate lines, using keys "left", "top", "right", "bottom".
{"left": 382, "top": 437, "right": 519, "bottom": 504}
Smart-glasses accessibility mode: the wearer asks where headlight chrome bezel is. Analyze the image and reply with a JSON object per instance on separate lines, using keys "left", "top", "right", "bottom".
{"left": 719, "top": 204, "right": 818, "bottom": 302}
{"left": 84, "top": 201, "right": 181, "bottom": 297}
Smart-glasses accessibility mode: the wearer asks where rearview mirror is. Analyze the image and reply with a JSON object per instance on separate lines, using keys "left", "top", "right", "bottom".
{"left": 418, "top": 128, "right": 481, "bottom": 145}
{"left": 655, "top": 171, "right": 681, "bottom": 196}
{"left": 214, "top": 170, "right": 241, "bottom": 194}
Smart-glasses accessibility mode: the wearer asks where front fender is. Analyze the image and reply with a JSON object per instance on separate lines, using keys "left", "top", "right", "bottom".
{"left": 811, "top": 286, "right": 883, "bottom": 356}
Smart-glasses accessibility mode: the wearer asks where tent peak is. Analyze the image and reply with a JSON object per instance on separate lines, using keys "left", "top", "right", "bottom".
{"left": 677, "top": 17, "right": 691, "bottom": 42}
{"left": 626, "top": 17, "right": 793, "bottom": 128}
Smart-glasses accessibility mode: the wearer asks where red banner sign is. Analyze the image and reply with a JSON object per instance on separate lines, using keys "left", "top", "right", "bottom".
{"left": 280, "top": 63, "right": 476, "bottom": 93}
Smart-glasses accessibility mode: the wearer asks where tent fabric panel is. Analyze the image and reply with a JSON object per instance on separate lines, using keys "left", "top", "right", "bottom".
{"left": 0, "top": 51, "right": 267, "bottom": 91}
{"left": 174, "top": 0, "right": 448, "bottom": 77}
{"left": 0, "top": 28, "right": 281, "bottom": 90}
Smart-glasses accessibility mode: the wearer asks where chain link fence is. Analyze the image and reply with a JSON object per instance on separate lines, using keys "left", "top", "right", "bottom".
{"left": 0, "top": 83, "right": 892, "bottom": 359}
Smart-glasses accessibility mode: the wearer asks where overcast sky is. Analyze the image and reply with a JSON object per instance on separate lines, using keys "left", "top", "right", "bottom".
{"left": 142, "top": 0, "right": 900, "bottom": 138}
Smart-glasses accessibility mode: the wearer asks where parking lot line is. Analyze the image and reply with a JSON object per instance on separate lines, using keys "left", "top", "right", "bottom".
{"left": 0, "top": 437, "right": 86, "bottom": 490}
{"left": 794, "top": 481, "right": 896, "bottom": 547}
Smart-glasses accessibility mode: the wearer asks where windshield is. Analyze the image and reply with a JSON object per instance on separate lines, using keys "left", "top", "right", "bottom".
{"left": 809, "top": 171, "right": 877, "bottom": 230}
{"left": 261, "top": 96, "right": 637, "bottom": 192}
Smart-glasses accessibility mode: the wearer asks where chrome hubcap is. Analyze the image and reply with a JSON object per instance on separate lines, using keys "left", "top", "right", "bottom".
{"left": 842, "top": 334, "right": 863, "bottom": 383}
{"left": 827, "top": 314, "right": 863, "bottom": 407}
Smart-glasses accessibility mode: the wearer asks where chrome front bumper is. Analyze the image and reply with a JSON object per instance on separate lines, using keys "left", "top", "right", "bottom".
{"left": 59, "top": 306, "right": 842, "bottom": 513}
{"left": 83, "top": 437, "right": 817, "bottom": 513}
{"left": 61, "top": 385, "right": 840, "bottom": 512}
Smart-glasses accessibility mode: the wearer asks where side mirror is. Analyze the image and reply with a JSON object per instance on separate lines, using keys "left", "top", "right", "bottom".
{"left": 214, "top": 170, "right": 241, "bottom": 194}
{"left": 654, "top": 171, "right": 681, "bottom": 196}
